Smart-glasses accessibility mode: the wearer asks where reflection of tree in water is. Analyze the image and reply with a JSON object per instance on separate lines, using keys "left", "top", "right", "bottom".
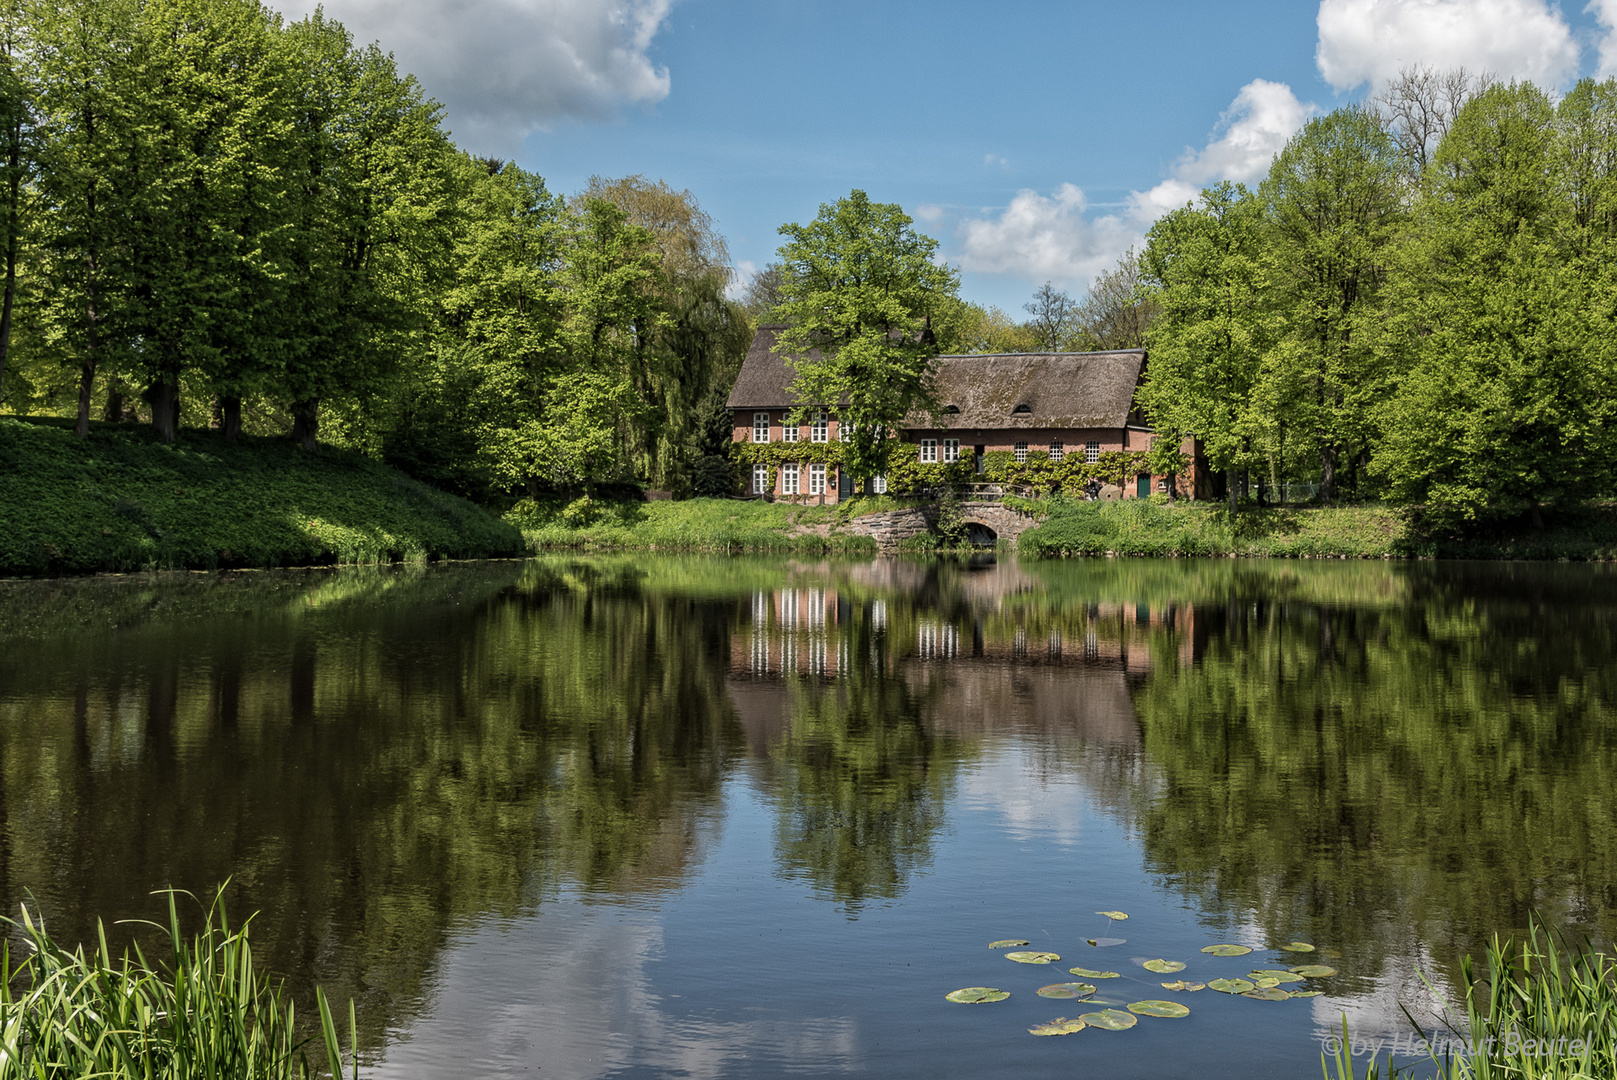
{"left": 1130, "top": 565, "right": 1617, "bottom": 983}
{"left": 0, "top": 561, "right": 744, "bottom": 1059}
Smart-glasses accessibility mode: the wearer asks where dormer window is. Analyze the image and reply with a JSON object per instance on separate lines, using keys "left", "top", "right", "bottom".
{"left": 1012, "top": 404, "right": 1032, "bottom": 415}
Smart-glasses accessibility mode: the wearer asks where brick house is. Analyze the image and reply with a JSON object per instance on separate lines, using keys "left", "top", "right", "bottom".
{"left": 727, "top": 325, "right": 1201, "bottom": 503}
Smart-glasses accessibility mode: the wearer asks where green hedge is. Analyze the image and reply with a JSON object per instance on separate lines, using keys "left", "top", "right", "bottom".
{"left": 0, "top": 417, "right": 525, "bottom": 576}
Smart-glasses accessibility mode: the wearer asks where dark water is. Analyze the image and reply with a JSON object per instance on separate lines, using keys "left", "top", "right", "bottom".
{"left": 2, "top": 555, "right": 1616, "bottom": 1078}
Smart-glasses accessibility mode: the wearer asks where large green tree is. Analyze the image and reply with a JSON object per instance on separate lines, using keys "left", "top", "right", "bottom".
{"left": 773, "top": 190, "right": 959, "bottom": 483}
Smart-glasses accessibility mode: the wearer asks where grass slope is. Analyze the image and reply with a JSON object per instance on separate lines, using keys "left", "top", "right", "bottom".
{"left": 0, "top": 417, "right": 524, "bottom": 576}
{"left": 509, "top": 495, "right": 884, "bottom": 554}
{"left": 1017, "top": 498, "right": 1617, "bottom": 560}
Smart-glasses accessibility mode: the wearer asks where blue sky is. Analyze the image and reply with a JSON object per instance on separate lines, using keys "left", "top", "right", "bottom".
{"left": 277, "top": 0, "right": 1617, "bottom": 312}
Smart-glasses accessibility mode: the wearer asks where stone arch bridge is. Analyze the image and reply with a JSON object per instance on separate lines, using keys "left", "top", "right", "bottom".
{"left": 846, "top": 502, "right": 1039, "bottom": 554}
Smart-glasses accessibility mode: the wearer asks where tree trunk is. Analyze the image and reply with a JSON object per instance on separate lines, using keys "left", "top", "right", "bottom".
{"left": 220, "top": 395, "right": 242, "bottom": 443}
{"left": 291, "top": 398, "right": 319, "bottom": 451}
{"left": 103, "top": 378, "right": 125, "bottom": 422}
{"left": 149, "top": 379, "right": 179, "bottom": 443}
{"left": 0, "top": 110, "right": 18, "bottom": 408}
{"left": 76, "top": 362, "right": 95, "bottom": 438}
{"left": 1166, "top": 472, "right": 1179, "bottom": 500}
{"left": 1226, "top": 468, "right": 1238, "bottom": 513}
{"left": 1320, "top": 446, "right": 1338, "bottom": 503}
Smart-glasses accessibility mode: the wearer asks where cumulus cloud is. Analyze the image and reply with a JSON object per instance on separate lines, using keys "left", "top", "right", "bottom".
{"left": 954, "top": 80, "right": 1316, "bottom": 288}
{"left": 956, "top": 183, "right": 1142, "bottom": 283}
{"left": 273, "top": 0, "right": 674, "bottom": 153}
{"left": 1315, "top": 0, "right": 1580, "bottom": 91}
{"left": 1594, "top": 0, "right": 1617, "bottom": 80}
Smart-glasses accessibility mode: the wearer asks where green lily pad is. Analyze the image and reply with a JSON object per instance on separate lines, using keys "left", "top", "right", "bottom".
{"left": 1086, "top": 937, "right": 1126, "bottom": 947}
{"left": 1279, "top": 942, "right": 1316, "bottom": 953}
{"left": 1142, "top": 959, "right": 1187, "bottom": 974}
{"left": 1096, "top": 910, "right": 1129, "bottom": 921}
{"left": 1037, "top": 982, "right": 1098, "bottom": 999}
{"left": 1068, "top": 966, "right": 1120, "bottom": 979}
{"left": 1202, "top": 944, "right": 1252, "bottom": 957}
{"left": 1290, "top": 965, "right": 1338, "bottom": 978}
{"left": 1291, "top": 990, "right": 1324, "bottom": 998}
{"left": 1208, "top": 978, "right": 1256, "bottom": 994}
{"left": 1028, "top": 1017, "right": 1086, "bottom": 1036}
{"left": 1252, "top": 977, "right": 1280, "bottom": 989}
{"left": 1128, "top": 999, "right": 1191, "bottom": 1018}
{"left": 1077, "top": 1008, "right": 1137, "bottom": 1031}
{"left": 988, "top": 939, "right": 1030, "bottom": 949}
{"left": 1242, "top": 987, "right": 1291, "bottom": 1001}
{"left": 1250, "top": 969, "right": 1307, "bottom": 984}
{"left": 1160, "top": 980, "right": 1205, "bottom": 992}
{"left": 1005, "top": 950, "right": 1060, "bottom": 964}
{"left": 946, "top": 987, "right": 1010, "bottom": 1003}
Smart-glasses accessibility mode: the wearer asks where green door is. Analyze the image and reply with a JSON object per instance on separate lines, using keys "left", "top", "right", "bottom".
{"left": 1137, "top": 474, "right": 1151, "bottom": 498}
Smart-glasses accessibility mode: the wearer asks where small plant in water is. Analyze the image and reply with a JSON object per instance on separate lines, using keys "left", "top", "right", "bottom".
{"left": 0, "top": 887, "right": 357, "bottom": 1080}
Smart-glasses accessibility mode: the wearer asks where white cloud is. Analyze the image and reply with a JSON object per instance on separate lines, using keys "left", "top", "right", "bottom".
{"left": 1316, "top": 0, "right": 1581, "bottom": 91}
{"left": 1594, "top": 0, "right": 1617, "bottom": 80}
{"left": 273, "top": 0, "right": 674, "bottom": 154}
{"left": 726, "top": 260, "right": 758, "bottom": 301}
{"left": 954, "top": 80, "right": 1316, "bottom": 288}
{"left": 956, "top": 183, "right": 1142, "bottom": 283}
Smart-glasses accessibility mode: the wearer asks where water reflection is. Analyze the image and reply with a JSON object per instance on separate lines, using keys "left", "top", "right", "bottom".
{"left": 1, "top": 557, "right": 1615, "bottom": 1076}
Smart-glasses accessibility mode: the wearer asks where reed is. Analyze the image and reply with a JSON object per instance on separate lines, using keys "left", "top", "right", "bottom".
{"left": 0, "top": 889, "right": 355, "bottom": 1080}
{"left": 1327, "top": 919, "right": 1617, "bottom": 1079}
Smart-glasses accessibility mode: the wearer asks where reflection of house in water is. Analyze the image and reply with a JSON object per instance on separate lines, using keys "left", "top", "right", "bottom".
{"left": 726, "top": 585, "right": 1205, "bottom": 756}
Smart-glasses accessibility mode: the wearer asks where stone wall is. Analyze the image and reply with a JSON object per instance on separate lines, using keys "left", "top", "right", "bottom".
{"left": 845, "top": 502, "right": 1039, "bottom": 554}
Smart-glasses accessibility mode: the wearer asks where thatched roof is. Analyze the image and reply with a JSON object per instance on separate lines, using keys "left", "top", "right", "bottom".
{"left": 726, "top": 325, "right": 1146, "bottom": 430}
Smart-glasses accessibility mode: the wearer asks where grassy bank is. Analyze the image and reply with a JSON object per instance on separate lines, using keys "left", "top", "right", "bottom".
{"left": 0, "top": 417, "right": 524, "bottom": 576}
{"left": 508, "top": 495, "right": 884, "bottom": 554}
{"left": 1016, "top": 498, "right": 1617, "bottom": 560}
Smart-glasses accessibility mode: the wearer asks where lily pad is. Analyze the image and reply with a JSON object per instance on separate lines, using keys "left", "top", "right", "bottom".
{"left": 1250, "top": 969, "right": 1307, "bottom": 984}
{"left": 946, "top": 987, "right": 1010, "bottom": 1003}
{"left": 1252, "top": 977, "right": 1280, "bottom": 989}
{"left": 1128, "top": 999, "right": 1191, "bottom": 1018}
{"left": 1086, "top": 937, "right": 1126, "bottom": 948}
{"left": 1202, "top": 944, "right": 1253, "bottom": 957}
{"left": 1142, "top": 959, "right": 1187, "bottom": 974}
{"left": 1077, "top": 1008, "right": 1137, "bottom": 1031}
{"left": 1208, "top": 978, "right": 1256, "bottom": 995}
{"left": 1279, "top": 942, "right": 1316, "bottom": 953}
{"left": 1096, "top": 910, "right": 1129, "bottom": 921}
{"left": 1242, "top": 987, "right": 1291, "bottom": 1001}
{"left": 1290, "top": 965, "right": 1338, "bottom": 978}
{"left": 1037, "top": 982, "right": 1098, "bottom": 1000}
{"left": 1028, "top": 1017, "right": 1086, "bottom": 1036}
{"left": 1160, "top": 980, "right": 1205, "bottom": 992}
{"left": 988, "top": 939, "right": 1030, "bottom": 949}
{"left": 1068, "top": 966, "right": 1121, "bottom": 979}
{"left": 1005, "top": 951, "right": 1061, "bottom": 964}
{"left": 1291, "top": 990, "right": 1324, "bottom": 998}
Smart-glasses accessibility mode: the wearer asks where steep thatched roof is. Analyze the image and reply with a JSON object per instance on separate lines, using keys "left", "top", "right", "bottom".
{"left": 726, "top": 325, "right": 1146, "bottom": 429}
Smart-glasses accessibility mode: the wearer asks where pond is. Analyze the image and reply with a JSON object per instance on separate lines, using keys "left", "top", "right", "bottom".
{"left": 2, "top": 555, "right": 1615, "bottom": 1078}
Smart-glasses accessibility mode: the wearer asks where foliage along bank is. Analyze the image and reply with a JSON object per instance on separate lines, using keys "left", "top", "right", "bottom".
{"left": 0, "top": 416, "right": 523, "bottom": 577}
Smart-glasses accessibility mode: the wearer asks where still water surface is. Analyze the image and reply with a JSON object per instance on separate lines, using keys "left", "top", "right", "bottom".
{"left": 2, "top": 555, "right": 1615, "bottom": 1078}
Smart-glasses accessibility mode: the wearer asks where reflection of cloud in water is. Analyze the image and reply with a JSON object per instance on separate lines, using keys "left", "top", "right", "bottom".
{"left": 372, "top": 901, "right": 858, "bottom": 1080}
{"left": 1309, "top": 942, "right": 1460, "bottom": 1048}
{"left": 961, "top": 747, "right": 1089, "bottom": 847}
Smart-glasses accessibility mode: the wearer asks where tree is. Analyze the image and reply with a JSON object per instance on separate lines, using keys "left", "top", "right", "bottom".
{"left": 1023, "top": 281, "right": 1076, "bottom": 351}
{"left": 738, "top": 261, "right": 790, "bottom": 323}
{"left": 1138, "top": 183, "right": 1276, "bottom": 511}
{"left": 1260, "top": 107, "right": 1404, "bottom": 501}
{"left": 773, "top": 190, "right": 960, "bottom": 483}
{"left": 0, "top": 0, "right": 30, "bottom": 406}
{"left": 1372, "top": 64, "right": 1491, "bottom": 177}
{"left": 932, "top": 297, "right": 1037, "bottom": 354}
{"left": 1073, "top": 248, "right": 1157, "bottom": 350}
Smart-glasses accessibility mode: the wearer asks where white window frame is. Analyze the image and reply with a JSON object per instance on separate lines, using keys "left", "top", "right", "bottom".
{"left": 919, "top": 438, "right": 937, "bottom": 463}
{"left": 1014, "top": 441, "right": 1028, "bottom": 464}
{"left": 1049, "top": 439, "right": 1065, "bottom": 463}
{"left": 872, "top": 474, "right": 888, "bottom": 494}
{"left": 840, "top": 420, "right": 855, "bottom": 442}
{"left": 942, "top": 438, "right": 959, "bottom": 464}
{"left": 1085, "top": 440, "right": 1100, "bottom": 463}
{"left": 782, "top": 418, "right": 798, "bottom": 442}
{"left": 752, "top": 463, "right": 770, "bottom": 495}
{"left": 810, "top": 409, "right": 829, "bottom": 443}
{"left": 781, "top": 463, "right": 799, "bottom": 496}
{"left": 809, "top": 463, "right": 826, "bottom": 495}
{"left": 752, "top": 412, "right": 771, "bottom": 443}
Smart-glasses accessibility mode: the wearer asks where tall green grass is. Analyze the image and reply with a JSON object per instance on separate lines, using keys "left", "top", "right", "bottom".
{"left": 0, "top": 890, "right": 356, "bottom": 1080}
{"left": 508, "top": 495, "right": 879, "bottom": 554}
{"left": 1326, "top": 920, "right": 1617, "bottom": 1079}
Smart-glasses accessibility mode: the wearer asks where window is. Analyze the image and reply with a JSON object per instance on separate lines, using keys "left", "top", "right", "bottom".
{"left": 1049, "top": 440, "right": 1064, "bottom": 462}
{"left": 810, "top": 463, "right": 826, "bottom": 494}
{"left": 1014, "top": 441, "right": 1028, "bottom": 464}
{"left": 782, "top": 417, "right": 798, "bottom": 442}
{"left": 1085, "top": 440, "right": 1100, "bottom": 463}
{"left": 840, "top": 420, "right": 854, "bottom": 442}
{"left": 781, "top": 463, "right": 799, "bottom": 496}
{"left": 872, "top": 474, "right": 888, "bottom": 494}
{"left": 943, "top": 438, "right": 960, "bottom": 463}
{"left": 919, "top": 438, "right": 937, "bottom": 463}
{"left": 811, "top": 409, "right": 828, "bottom": 443}
{"left": 752, "top": 412, "right": 770, "bottom": 443}
{"left": 752, "top": 464, "right": 770, "bottom": 495}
